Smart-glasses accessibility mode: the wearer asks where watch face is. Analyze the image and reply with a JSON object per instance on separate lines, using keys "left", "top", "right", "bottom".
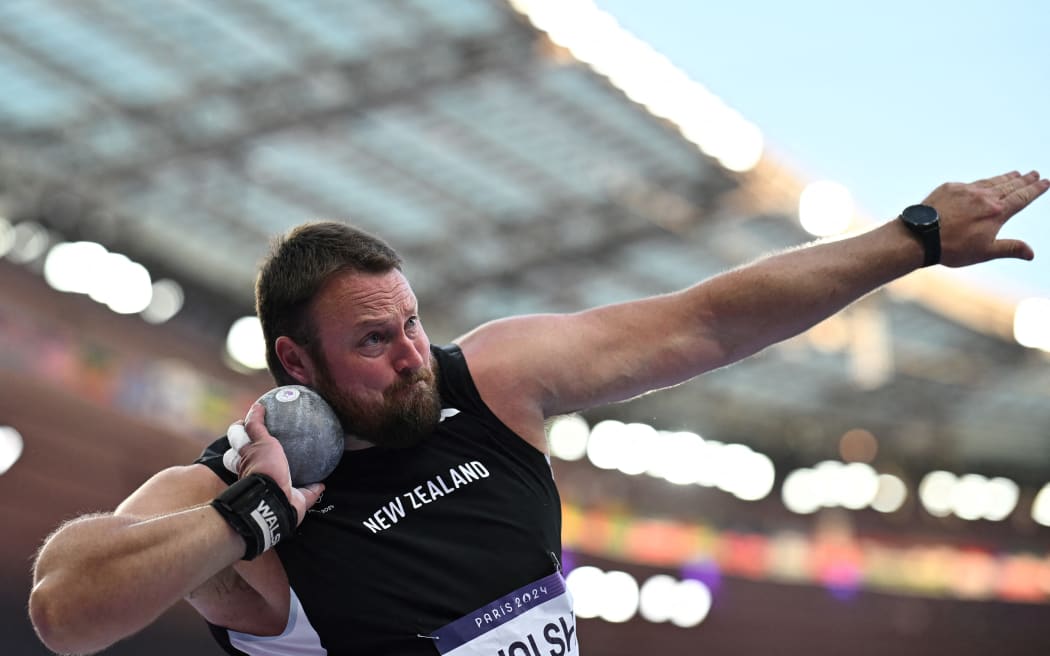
{"left": 903, "top": 204, "right": 939, "bottom": 226}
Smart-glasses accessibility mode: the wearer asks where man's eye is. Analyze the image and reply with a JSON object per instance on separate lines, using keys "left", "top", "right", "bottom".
{"left": 362, "top": 333, "right": 383, "bottom": 346}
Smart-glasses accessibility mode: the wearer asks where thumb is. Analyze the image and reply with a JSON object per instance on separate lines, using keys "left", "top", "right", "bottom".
{"left": 291, "top": 483, "right": 326, "bottom": 525}
{"left": 302, "top": 482, "right": 325, "bottom": 502}
{"left": 992, "top": 238, "right": 1035, "bottom": 261}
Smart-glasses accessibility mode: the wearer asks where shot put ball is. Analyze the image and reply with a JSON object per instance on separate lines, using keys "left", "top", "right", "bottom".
{"left": 255, "top": 385, "right": 345, "bottom": 485}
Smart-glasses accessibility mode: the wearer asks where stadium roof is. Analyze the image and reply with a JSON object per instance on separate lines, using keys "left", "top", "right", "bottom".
{"left": 0, "top": 0, "right": 1047, "bottom": 487}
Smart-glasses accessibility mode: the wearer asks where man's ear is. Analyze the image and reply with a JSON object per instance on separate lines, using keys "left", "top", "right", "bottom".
{"left": 275, "top": 336, "right": 316, "bottom": 385}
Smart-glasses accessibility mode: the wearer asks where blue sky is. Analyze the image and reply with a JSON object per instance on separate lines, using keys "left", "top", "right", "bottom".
{"left": 594, "top": 0, "right": 1050, "bottom": 300}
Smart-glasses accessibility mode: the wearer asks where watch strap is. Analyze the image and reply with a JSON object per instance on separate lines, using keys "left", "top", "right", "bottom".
{"left": 900, "top": 205, "right": 941, "bottom": 267}
{"left": 916, "top": 226, "right": 941, "bottom": 267}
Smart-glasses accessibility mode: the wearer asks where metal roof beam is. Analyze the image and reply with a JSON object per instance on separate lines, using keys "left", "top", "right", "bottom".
{"left": 17, "top": 26, "right": 541, "bottom": 185}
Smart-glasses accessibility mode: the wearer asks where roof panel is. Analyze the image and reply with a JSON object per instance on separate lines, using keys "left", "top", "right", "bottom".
{"left": 622, "top": 240, "right": 727, "bottom": 288}
{"left": 171, "top": 0, "right": 298, "bottom": 70}
{"left": 402, "top": 0, "right": 507, "bottom": 37}
{"left": 428, "top": 77, "right": 586, "bottom": 199}
{"left": 0, "top": 45, "right": 86, "bottom": 124}
{"left": 539, "top": 67, "right": 707, "bottom": 178}
{"left": 426, "top": 72, "right": 669, "bottom": 210}
{"left": 93, "top": 0, "right": 290, "bottom": 86}
{"left": 81, "top": 119, "right": 163, "bottom": 162}
{"left": 249, "top": 0, "right": 371, "bottom": 59}
{"left": 436, "top": 70, "right": 703, "bottom": 206}
{"left": 258, "top": 145, "right": 362, "bottom": 206}
{"left": 345, "top": 0, "right": 428, "bottom": 47}
{"left": 426, "top": 84, "right": 575, "bottom": 198}
{"left": 250, "top": 139, "right": 442, "bottom": 240}
{"left": 0, "top": 1, "right": 184, "bottom": 102}
{"left": 239, "top": 184, "right": 318, "bottom": 234}
{"left": 353, "top": 108, "right": 545, "bottom": 219}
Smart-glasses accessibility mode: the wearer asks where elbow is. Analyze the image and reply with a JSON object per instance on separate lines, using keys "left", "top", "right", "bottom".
{"left": 29, "top": 578, "right": 107, "bottom": 655}
{"left": 29, "top": 580, "right": 66, "bottom": 654}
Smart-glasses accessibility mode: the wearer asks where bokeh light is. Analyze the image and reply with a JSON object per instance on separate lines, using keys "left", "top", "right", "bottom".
{"left": 0, "top": 426, "right": 24, "bottom": 475}
{"left": 1013, "top": 297, "right": 1050, "bottom": 351}
{"left": 799, "top": 180, "right": 854, "bottom": 237}
{"left": 225, "top": 316, "right": 268, "bottom": 371}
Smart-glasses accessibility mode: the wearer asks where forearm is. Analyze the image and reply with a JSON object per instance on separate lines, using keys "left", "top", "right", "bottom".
{"left": 695, "top": 219, "right": 921, "bottom": 365}
{"left": 30, "top": 506, "right": 243, "bottom": 655}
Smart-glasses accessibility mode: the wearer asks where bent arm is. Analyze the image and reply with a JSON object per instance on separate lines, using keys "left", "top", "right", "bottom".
{"left": 29, "top": 465, "right": 245, "bottom": 655}
{"left": 30, "top": 406, "right": 324, "bottom": 654}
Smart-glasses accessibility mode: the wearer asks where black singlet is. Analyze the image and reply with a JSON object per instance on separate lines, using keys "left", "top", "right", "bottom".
{"left": 194, "top": 344, "right": 563, "bottom": 655}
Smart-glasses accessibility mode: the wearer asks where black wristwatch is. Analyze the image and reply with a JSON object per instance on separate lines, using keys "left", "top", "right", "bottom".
{"left": 899, "top": 204, "right": 941, "bottom": 267}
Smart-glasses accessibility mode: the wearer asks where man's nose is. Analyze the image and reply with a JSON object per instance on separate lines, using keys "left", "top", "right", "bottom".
{"left": 392, "top": 335, "right": 425, "bottom": 374}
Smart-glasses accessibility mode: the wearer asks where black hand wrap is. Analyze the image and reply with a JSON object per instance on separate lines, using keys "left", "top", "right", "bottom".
{"left": 211, "top": 473, "right": 297, "bottom": 561}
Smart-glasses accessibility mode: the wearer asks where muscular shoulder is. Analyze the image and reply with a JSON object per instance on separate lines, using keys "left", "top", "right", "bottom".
{"left": 454, "top": 319, "right": 551, "bottom": 451}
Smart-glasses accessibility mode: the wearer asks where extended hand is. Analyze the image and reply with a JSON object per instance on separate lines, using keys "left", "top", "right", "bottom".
{"left": 925, "top": 170, "right": 1049, "bottom": 267}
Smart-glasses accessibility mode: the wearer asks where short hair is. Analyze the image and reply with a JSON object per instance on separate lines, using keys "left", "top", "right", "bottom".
{"left": 255, "top": 221, "right": 402, "bottom": 384}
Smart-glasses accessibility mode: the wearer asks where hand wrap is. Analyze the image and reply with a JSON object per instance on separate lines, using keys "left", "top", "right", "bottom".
{"left": 211, "top": 473, "right": 297, "bottom": 560}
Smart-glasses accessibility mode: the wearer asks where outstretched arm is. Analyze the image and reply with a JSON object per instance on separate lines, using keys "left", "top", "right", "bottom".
{"left": 458, "top": 171, "right": 1048, "bottom": 448}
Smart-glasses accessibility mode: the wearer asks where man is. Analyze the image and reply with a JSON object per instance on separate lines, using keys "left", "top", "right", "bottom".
{"left": 29, "top": 171, "right": 1048, "bottom": 655}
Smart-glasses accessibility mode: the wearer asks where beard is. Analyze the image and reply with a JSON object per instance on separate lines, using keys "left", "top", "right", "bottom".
{"left": 312, "top": 354, "right": 442, "bottom": 449}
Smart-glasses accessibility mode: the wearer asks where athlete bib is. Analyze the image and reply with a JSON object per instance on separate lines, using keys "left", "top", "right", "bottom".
{"left": 431, "top": 571, "right": 577, "bottom": 655}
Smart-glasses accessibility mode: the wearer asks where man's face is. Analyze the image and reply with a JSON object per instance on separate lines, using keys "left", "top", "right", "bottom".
{"left": 306, "top": 269, "right": 441, "bottom": 448}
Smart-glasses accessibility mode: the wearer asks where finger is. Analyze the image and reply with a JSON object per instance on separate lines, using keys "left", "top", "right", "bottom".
{"left": 972, "top": 170, "right": 1021, "bottom": 188}
{"left": 291, "top": 480, "right": 323, "bottom": 526}
{"left": 302, "top": 482, "right": 325, "bottom": 503}
{"left": 222, "top": 448, "right": 243, "bottom": 475}
{"left": 992, "top": 170, "right": 1040, "bottom": 198}
{"left": 990, "top": 238, "right": 1035, "bottom": 261}
{"left": 227, "top": 422, "right": 250, "bottom": 451}
{"left": 1001, "top": 176, "right": 1050, "bottom": 213}
{"left": 243, "top": 403, "right": 269, "bottom": 443}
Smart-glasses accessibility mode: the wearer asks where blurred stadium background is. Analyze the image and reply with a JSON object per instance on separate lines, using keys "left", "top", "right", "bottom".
{"left": 1, "top": 1, "right": 1048, "bottom": 654}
